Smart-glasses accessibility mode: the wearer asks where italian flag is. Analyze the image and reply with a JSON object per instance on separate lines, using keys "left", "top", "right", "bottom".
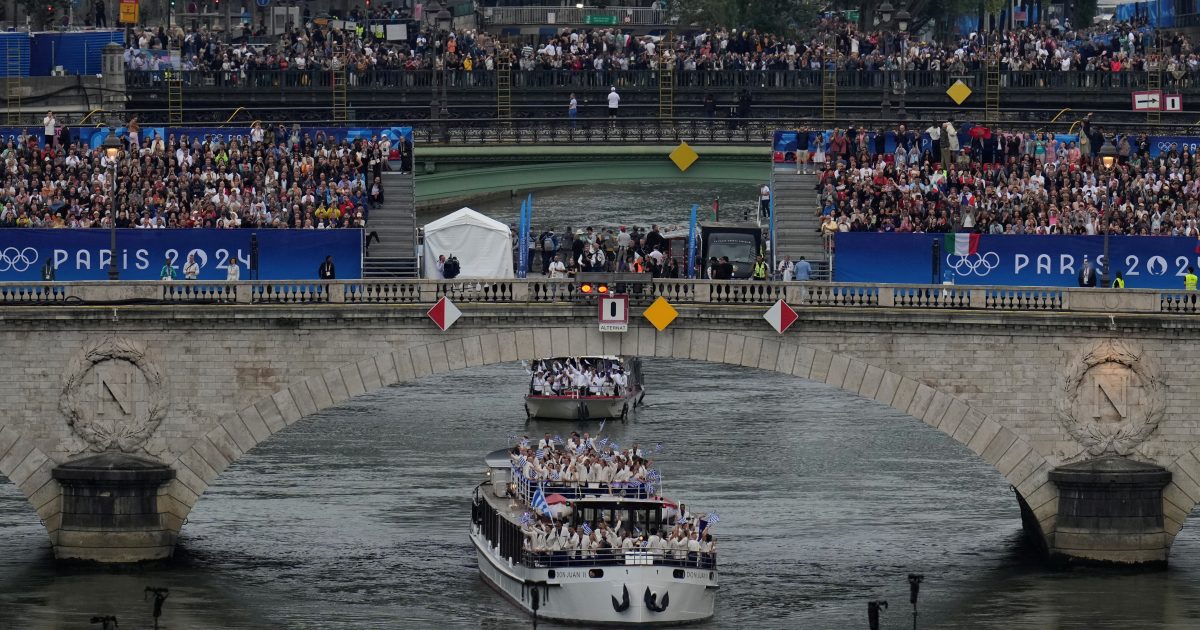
{"left": 944, "top": 233, "right": 980, "bottom": 256}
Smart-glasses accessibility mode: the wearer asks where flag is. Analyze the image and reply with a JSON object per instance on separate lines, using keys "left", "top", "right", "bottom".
{"left": 706, "top": 512, "right": 720, "bottom": 524}
{"left": 551, "top": 470, "right": 562, "bottom": 481}
{"left": 575, "top": 444, "right": 587, "bottom": 455}
{"left": 686, "top": 203, "right": 699, "bottom": 278}
{"left": 598, "top": 419, "right": 606, "bottom": 433}
{"left": 520, "top": 439, "right": 530, "bottom": 448}
{"left": 598, "top": 437, "right": 609, "bottom": 448}
{"left": 582, "top": 523, "right": 592, "bottom": 535}
{"left": 519, "top": 512, "right": 533, "bottom": 526}
{"left": 535, "top": 449, "right": 546, "bottom": 460}
{"left": 653, "top": 443, "right": 663, "bottom": 454}
{"left": 552, "top": 434, "right": 564, "bottom": 446}
{"left": 532, "top": 482, "right": 552, "bottom": 515}
{"left": 610, "top": 442, "right": 620, "bottom": 451}
{"left": 943, "top": 233, "right": 979, "bottom": 257}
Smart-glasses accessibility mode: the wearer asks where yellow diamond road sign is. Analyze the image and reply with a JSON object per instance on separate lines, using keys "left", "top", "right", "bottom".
{"left": 643, "top": 296, "right": 678, "bottom": 331}
{"left": 946, "top": 80, "right": 972, "bottom": 105}
{"left": 669, "top": 142, "right": 699, "bottom": 172}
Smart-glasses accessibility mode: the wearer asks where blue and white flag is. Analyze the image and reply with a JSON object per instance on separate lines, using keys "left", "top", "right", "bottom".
{"left": 598, "top": 437, "right": 609, "bottom": 448}
{"left": 551, "top": 470, "right": 562, "bottom": 481}
{"left": 706, "top": 512, "right": 720, "bottom": 525}
{"left": 610, "top": 442, "right": 620, "bottom": 451}
{"left": 552, "top": 434, "right": 564, "bottom": 446}
{"left": 532, "top": 482, "right": 552, "bottom": 515}
{"left": 535, "top": 449, "right": 546, "bottom": 460}
{"left": 520, "top": 439, "right": 530, "bottom": 448}
{"left": 575, "top": 444, "right": 587, "bottom": 455}
{"left": 582, "top": 522, "right": 592, "bottom": 535}
{"left": 598, "top": 419, "right": 606, "bottom": 433}
{"left": 519, "top": 512, "right": 533, "bottom": 526}
{"left": 653, "top": 443, "right": 663, "bottom": 454}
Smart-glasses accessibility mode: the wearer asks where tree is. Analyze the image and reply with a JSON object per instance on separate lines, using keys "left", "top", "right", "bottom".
{"left": 668, "top": 0, "right": 821, "bottom": 35}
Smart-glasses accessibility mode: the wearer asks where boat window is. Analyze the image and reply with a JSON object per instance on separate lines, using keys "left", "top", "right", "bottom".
{"left": 589, "top": 569, "right": 604, "bottom": 578}
{"left": 673, "top": 569, "right": 685, "bottom": 579}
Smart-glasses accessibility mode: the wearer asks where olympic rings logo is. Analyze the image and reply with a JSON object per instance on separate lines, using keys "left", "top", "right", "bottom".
{"left": 946, "top": 252, "right": 1000, "bottom": 277}
{"left": 0, "top": 247, "right": 38, "bottom": 272}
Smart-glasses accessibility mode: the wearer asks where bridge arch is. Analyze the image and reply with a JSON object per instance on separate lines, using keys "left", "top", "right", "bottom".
{"left": 157, "top": 328, "right": 1058, "bottom": 548}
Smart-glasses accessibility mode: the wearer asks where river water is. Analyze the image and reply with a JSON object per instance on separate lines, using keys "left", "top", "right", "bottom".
{"left": 2, "top": 359, "right": 1200, "bottom": 629}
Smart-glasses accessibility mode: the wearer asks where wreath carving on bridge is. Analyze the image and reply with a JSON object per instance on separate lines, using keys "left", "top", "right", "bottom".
{"left": 1056, "top": 340, "right": 1165, "bottom": 459}
{"left": 59, "top": 337, "right": 169, "bottom": 453}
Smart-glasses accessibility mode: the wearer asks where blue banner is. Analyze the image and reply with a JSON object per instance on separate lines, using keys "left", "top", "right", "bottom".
{"left": 0, "top": 126, "right": 414, "bottom": 151}
{"left": 834, "top": 233, "right": 1200, "bottom": 289}
{"left": 517, "top": 197, "right": 529, "bottom": 279}
{"left": 686, "top": 204, "right": 698, "bottom": 279}
{"left": 0, "top": 229, "right": 362, "bottom": 281}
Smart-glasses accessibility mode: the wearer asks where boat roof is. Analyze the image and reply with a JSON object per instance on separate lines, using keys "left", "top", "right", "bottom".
{"left": 532, "top": 355, "right": 625, "bottom": 362}
{"left": 484, "top": 447, "right": 513, "bottom": 468}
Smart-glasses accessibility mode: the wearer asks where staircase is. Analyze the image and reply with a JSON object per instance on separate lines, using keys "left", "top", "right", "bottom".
{"left": 772, "top": 171, "right": 830, "bottom": 280}
{"left": 363, "top": 169, "right": 419, "bottom": 278}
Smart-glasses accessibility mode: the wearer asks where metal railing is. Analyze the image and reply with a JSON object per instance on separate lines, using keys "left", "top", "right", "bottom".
{"left": 0, "top": 279, "right": 1196, "bottom": 314}
{"left": 521, "top": 547, "right": 716, "bottom": 569}
{"left": 480, "top": 5, "right": 669, "bottom": 26}
{"left": 513, "top": 470, "right": 658, "bottom": 506}
{"left": 123, "top": 69, "right": 1200, "bottom": 94}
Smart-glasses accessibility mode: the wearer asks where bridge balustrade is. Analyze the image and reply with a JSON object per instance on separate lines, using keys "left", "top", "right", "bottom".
{"left": 124, "top": 69, "right": 1197, "bottom": 95}
{"left": 522, "top": 548, "right": 716, "bottom": 570}
{"left": 0, "top": 280, "right": 1194, "bottom": 315}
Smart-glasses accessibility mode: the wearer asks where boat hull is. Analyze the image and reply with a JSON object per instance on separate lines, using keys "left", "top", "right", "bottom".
{"left": 472, "top": 531, "right": 716, "bottom": 626}
{"left": 525, "top": 389, "right": 641, "bottom": 421}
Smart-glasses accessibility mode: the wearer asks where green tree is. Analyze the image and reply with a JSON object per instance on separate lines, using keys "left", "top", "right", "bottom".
{"left": 668, "top": 0, "right": 821, "bottom": 35}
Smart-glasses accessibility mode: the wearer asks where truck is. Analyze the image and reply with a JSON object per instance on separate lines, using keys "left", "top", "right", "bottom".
{"left": 699, "top": 223, "right": 764, "bottom": 279}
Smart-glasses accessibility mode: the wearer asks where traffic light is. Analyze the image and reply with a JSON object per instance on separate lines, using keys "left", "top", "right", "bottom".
{"left": 579, "top": 282, "right": 609, "bottom": 295}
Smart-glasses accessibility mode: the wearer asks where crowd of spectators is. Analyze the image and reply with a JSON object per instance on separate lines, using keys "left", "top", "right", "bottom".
{"left": 0, "top": 119, "right": 402, "bottom": 230}
{"left": 120, "top": 13, "right": 1200, "bottom": 88}
{"left": 809, "top": 119, "right": 1200, "bottom": 238}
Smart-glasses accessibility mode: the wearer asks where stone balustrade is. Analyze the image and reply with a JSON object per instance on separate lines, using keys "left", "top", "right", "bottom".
{"left": 0, "top": 279, "right": 1192, "bottom": 314}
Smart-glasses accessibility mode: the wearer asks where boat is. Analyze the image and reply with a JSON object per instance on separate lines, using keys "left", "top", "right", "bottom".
{"left": 471, "top": 444, "right": 719, "bottom": 625}
{"left": 525, "top": 356, "right": 645, "bottom": 422}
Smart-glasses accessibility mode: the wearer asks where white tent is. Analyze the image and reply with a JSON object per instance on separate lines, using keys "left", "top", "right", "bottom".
{"left": 423, "top": 207, "right": 515, "bottom": 279}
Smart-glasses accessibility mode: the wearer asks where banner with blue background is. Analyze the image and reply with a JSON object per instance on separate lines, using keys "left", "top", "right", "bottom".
{"left": 0, "top": 229, "right": 363, "bottom": 281}
{"left": 834, "top": 233, "right": 1200, "bottom": 289}
{"left": 0, "top": 126, "right": 413, "bottom": 150}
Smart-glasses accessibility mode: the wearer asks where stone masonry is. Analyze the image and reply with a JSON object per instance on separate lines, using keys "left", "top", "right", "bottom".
{"left": 1, "top": 300, "right": 1200, "bottom": 563}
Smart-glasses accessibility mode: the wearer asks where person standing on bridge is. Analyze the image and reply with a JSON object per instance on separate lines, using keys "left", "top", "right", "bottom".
{"left": 607, "top": 87, "right": 620, "bottom": 119}
{"left": 759, "top": 184, "right": 771, "bottom": 220}
{"left": 777, "top": 256, "right": 794, "bottom": 282}
{"left": 319, "top": 256, "right": 336, "bottom": 280}
{"left": 568, "top": 93, "right": 578, "bottom": 128}
{"left": 1186, "top": 267, "right": 1198, "bottom": 303}
{"left": 1077, "top": 257, "right": 1097, "bottom": 288}
{"left": 752, "top": 256, "right": 768, "bottom": 281}
{"left": 793, "top": 256, "right": 812, "bottom": 281}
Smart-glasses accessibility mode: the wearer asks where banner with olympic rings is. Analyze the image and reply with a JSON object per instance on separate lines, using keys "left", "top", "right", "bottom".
{"left": 835, "top": 233, "right": 1200, "bottom": 289}
{"left": 0, "top": 229, "right": 363, "bottom": 281}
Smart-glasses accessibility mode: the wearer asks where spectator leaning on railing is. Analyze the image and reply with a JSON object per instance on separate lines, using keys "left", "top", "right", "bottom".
{"left": 0, "top": 127, "right": 390, "bottom": 230}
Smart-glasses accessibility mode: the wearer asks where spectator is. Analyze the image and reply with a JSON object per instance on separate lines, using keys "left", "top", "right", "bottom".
{"left": 318, "top": 255, "right": 336, "bottom": 280}
{"left": 794, "top": 256, "right": 812, "bottom": 281}
{"left": 607, "top": 87, "right": 620, "bottom": 118}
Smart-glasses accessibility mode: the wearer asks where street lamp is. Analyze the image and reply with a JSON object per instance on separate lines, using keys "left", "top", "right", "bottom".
{"left": 895, "top": 6, "right": 911, "bottom": 119}
{"left": 102, "top": 130, "right": 123, "bottom": 280}
{"left": 878, "top": 2, "right": 909, "bottom": 119}
{"left": 1099, "top": 136, "right": 1119, "bottom": 287}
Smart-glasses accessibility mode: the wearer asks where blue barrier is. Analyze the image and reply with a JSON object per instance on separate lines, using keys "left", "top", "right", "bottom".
{"left": 0, "top": 229, "right": 363, "bottom": 281}
{"left": 0, "top": 126, "right": 413, "bottom": 150}
{"left": 834, "top": 233, "right": 1200, "bottom": 289}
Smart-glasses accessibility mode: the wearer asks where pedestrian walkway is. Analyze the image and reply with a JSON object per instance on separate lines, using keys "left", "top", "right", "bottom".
{"left": 364, "top": 169, "right": 419, "bottom": 278}
{"left": 771, "top": 170, "right": 829, "bottom": 280}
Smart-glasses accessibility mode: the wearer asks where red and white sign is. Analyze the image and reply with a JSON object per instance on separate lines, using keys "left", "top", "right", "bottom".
{"left": 598, "top": 294, "right": 630, "bottom": 332}
{"left": 1132, "top": 91, "right": 1163, "bottom": 111}
{"left": 764, "top": 299, "right": 798, "bottom": 334}
{"left": 1165, "top": 94, "right": 1184, "bottom": 112}
{"left": 427, "top": 296, "right": 462, "bottom": 331}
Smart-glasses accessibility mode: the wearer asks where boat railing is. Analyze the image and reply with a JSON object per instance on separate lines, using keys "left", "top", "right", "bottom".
{"left": 512, "top": 467, "right": 660, "bottom": 506}
{"left": 521, "top": 548, "right": 717, "bottom": 570}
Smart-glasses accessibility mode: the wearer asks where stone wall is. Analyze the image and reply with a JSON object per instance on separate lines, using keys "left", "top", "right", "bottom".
{"left": 1, "top": 301, "right": 1198, "bottom": 562}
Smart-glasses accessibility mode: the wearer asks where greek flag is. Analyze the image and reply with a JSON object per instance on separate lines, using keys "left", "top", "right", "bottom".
{"left": 610, "top": 442, "right": 620, "bottom": 451}
{"left": 552, "top": 434, "right": 564, "bottom": 446}
{"left": 520, "top": 439, "right": 531, "bottom": 448}
{"left": 582, "top": 523, "right": 592, "bottom": 535}
{"left": 646, "top": 469, "right": 661, "bottom": 481}
{"left": 629, "top": 479, "right": 642, "bottom": 488}
{"left": 575, "top": 444, "right": 587, "bottom": 455}
{"left": 598, "top": 437, "right": 609, "bottom": 448}
{"left": 519, "top": 512, "right": 533, "bottom": 526}
{"left": 598, "top": 419, "right": 606, "bottom": 433}
{"left": 551, "top": 470, "right": 562, "bottom": 481}
{"left": 535, "top": 449, "right": 546, "bottom": 460}
{"left": 706, "top": 512, "right": 720, "bottom": 524}
{"left": 653, "top": 443, "right": 663, "bottom": 454}
{"left": 532, "top": 482, "right": 552, "bottom": 515}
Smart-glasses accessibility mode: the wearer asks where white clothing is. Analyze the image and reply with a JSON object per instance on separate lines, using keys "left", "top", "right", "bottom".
{"left": 607, "top": 91, "right": 620, "bottom": 109}
{"left": 225, "top": 262, "right": 240, "bottom": 281}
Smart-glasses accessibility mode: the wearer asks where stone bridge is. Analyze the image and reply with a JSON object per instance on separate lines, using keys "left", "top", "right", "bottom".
{"left": 3, "top": 279, "right": 1200, "bottom": 566}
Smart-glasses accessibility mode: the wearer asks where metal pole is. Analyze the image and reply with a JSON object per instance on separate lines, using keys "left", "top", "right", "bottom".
{"left": 881, "top": 30, "right": 892, "bottom": 118}
{"left": 108, "top": 162, "right": 118, "bottom": 280}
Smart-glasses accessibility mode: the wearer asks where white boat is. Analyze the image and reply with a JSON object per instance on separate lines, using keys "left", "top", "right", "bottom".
{"left": 525, "top": 356, "right": 645, "bottom": 422}
{"left": 471, "top": 448, "right": 718, "bottom": 626}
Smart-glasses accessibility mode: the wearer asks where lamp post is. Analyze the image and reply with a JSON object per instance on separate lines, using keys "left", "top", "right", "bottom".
{"left": 437, "top": 8, "right": 452, "bottom": 120}
{"left": 102, "top": 130, "right": 123, "bottom": 280}
{"left": 877, "top": 2, "right": 911, "bottom": 119}
{"left": 1098, "top": 137, "right": 1119, "bottom": 287}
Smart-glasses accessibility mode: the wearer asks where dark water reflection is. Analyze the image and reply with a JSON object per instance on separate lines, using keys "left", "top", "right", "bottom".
{"left": 1, "top": 359, "right": 1200, "bottom": 629}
